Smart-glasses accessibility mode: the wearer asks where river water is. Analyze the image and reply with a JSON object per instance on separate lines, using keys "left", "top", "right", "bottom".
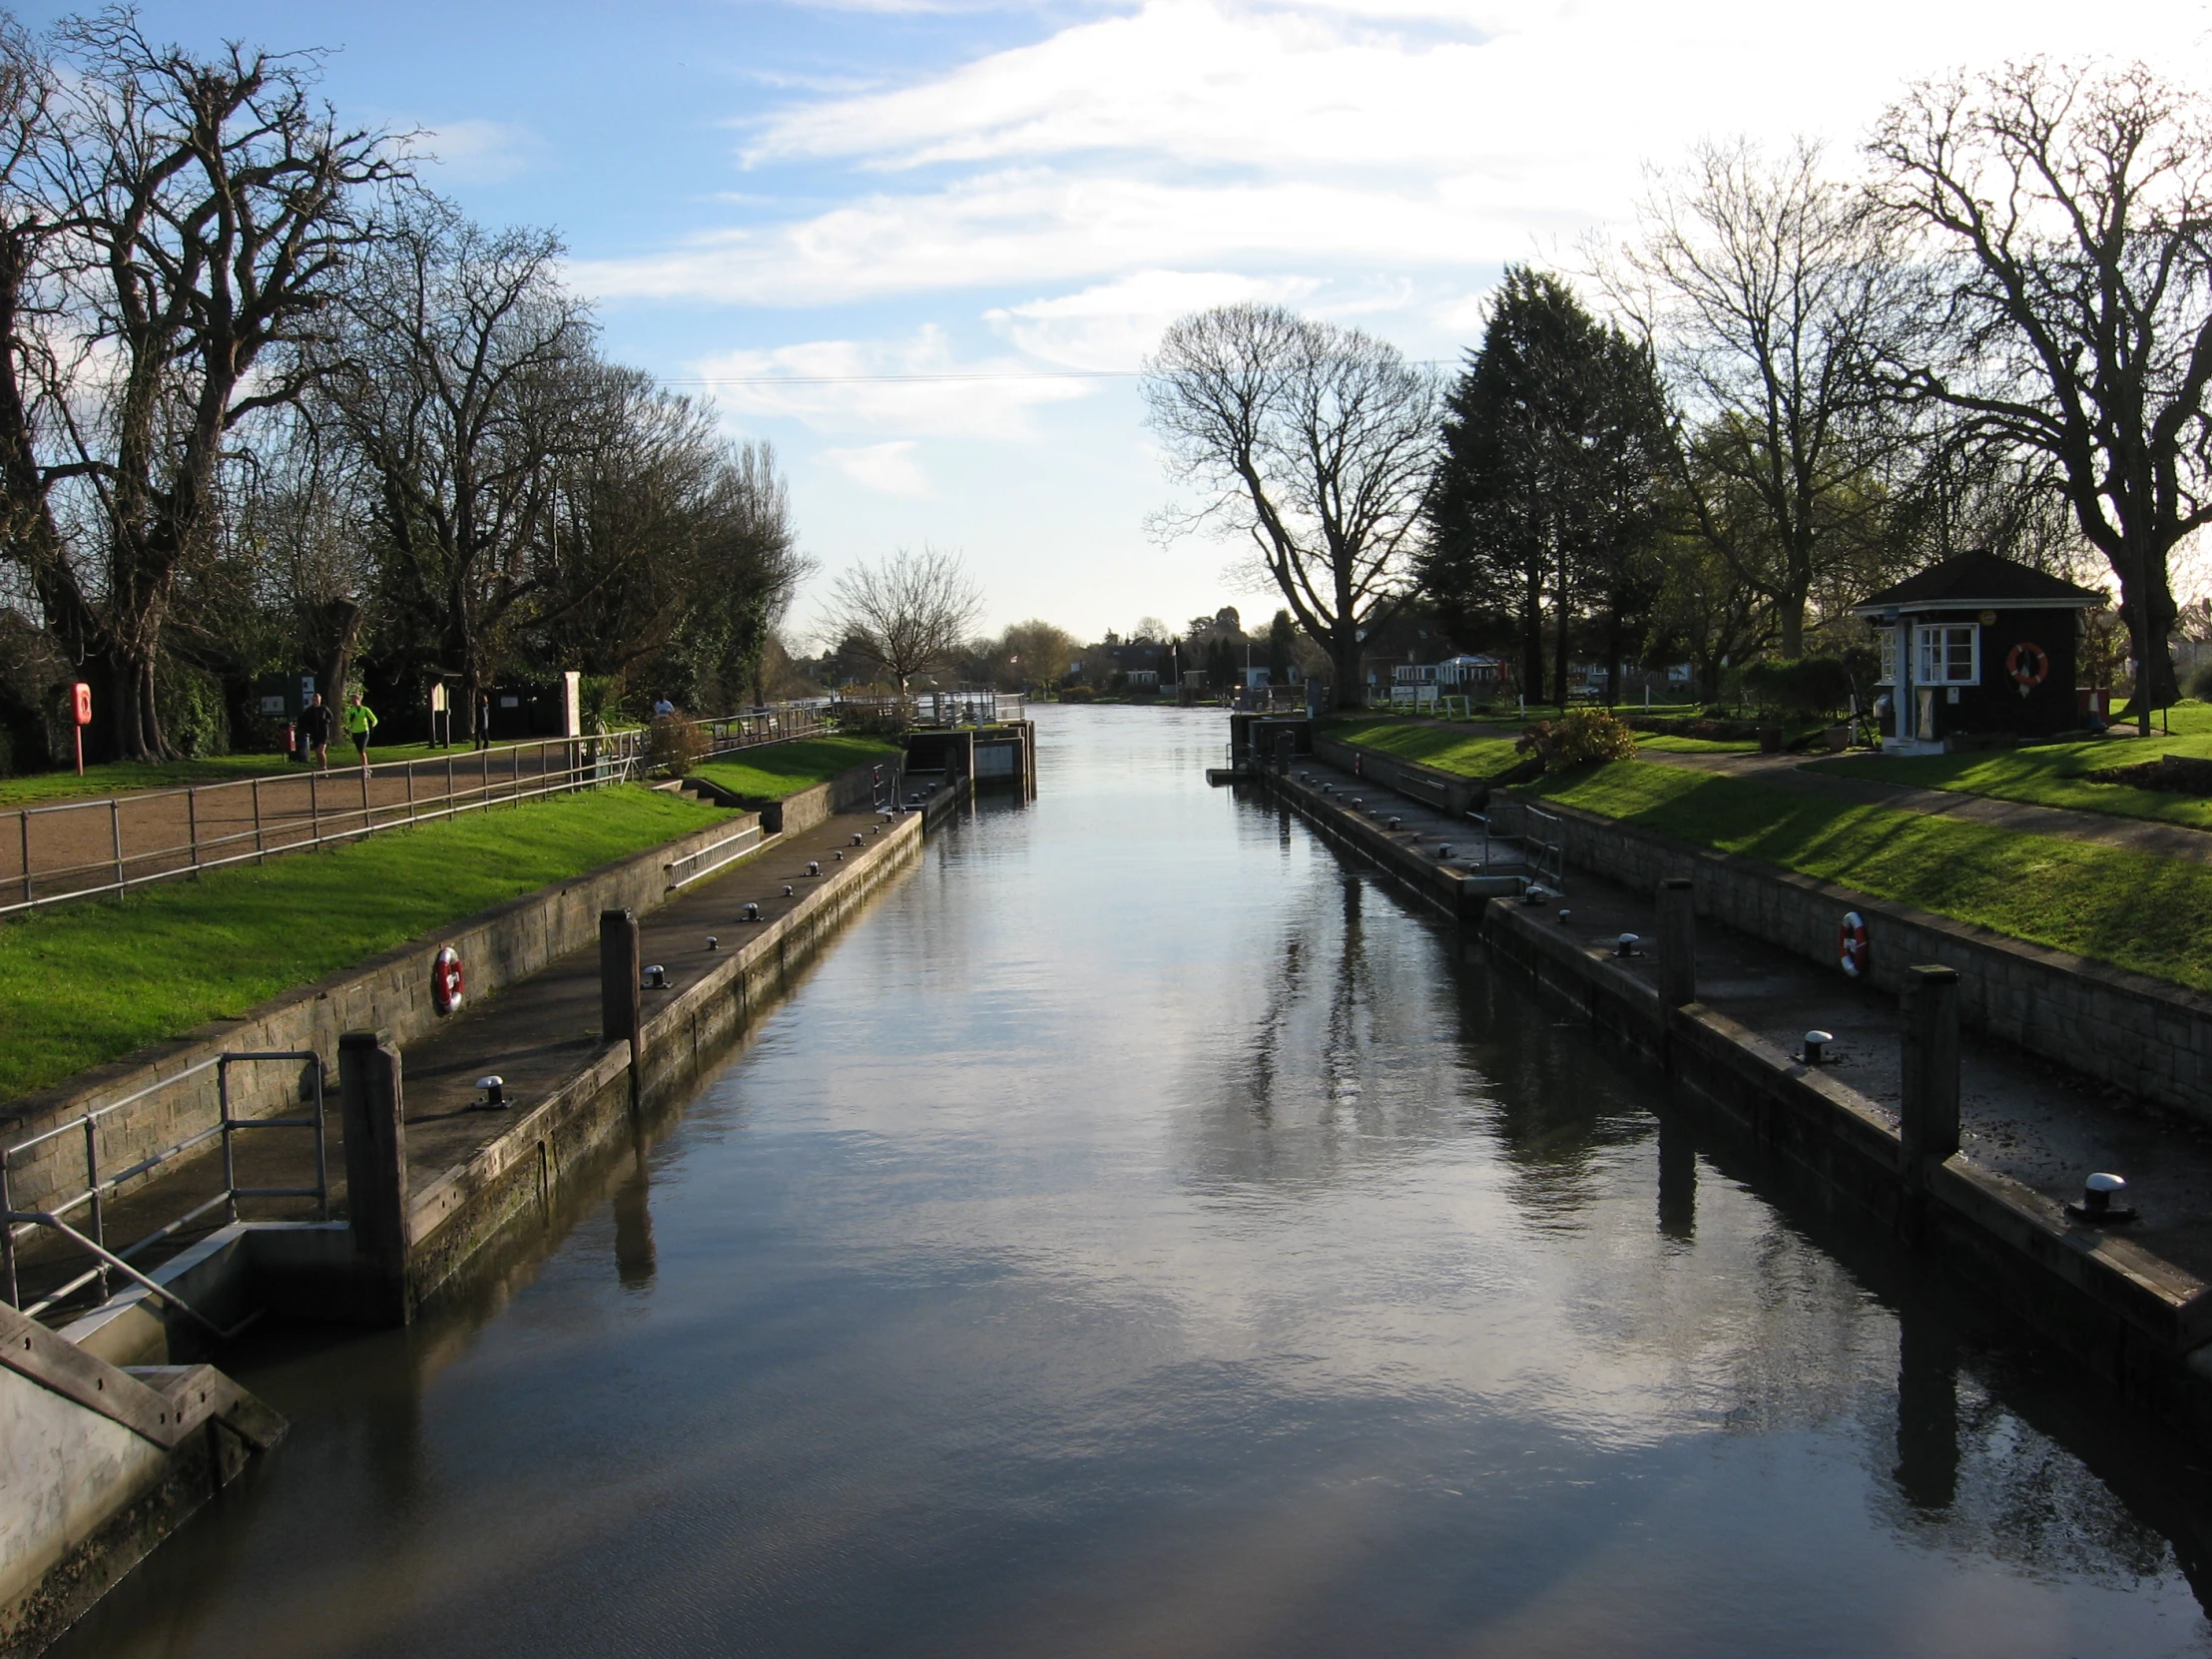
{"left": 55, "top": 706, "right": 2212, "bottom": 1657}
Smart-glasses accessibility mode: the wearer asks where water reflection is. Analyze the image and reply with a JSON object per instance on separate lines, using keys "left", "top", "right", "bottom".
{"left": 49, "top": 707, "right": 2212, "bottom": 1659}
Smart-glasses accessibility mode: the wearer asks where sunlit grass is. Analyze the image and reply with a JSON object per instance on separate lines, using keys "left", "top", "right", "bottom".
{"left": 691, "top": 735, "right": 902, "bottom": 803}
{"left": 0, "top": 786, "right": 728, "bottom": 1102}
{"left": 1530, "top": 761, "right": 2212, "bottom": 991}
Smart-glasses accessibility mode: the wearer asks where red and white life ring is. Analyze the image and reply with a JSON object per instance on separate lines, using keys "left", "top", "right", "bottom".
{"left": 432, "top": 945, "right": 465, "bottom": 1015}
{"left": 1838, "top": 912, "right": 1870, "bottom": 978}
{"left": 2005, "top": 642, "right": 2050, "bottom": 696}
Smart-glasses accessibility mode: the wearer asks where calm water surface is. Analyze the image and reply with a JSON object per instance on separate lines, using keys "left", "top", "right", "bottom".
{"left": 58, "top": 707, "right": 2212, "bottom": 1657}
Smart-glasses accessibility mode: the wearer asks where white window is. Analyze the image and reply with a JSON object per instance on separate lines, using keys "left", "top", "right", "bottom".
{"left": 1914, "top": 624, "right": 1978, "bottom": 685}
{"left": 1878, "top": 630, "right": 1898, "bottom": 686}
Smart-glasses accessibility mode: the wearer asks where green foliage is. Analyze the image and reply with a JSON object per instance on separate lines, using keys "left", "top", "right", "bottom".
{"left": 1740, "top": 656, "right": 1855, "bottom": 719}
{"left": 0, "top": 787, "right": 728, "bottom": 1101}
{"left": 1528, "top": 760, "right": 2212, "bottom": 993}
{"left": 2187, "top": 661, "right": 2212, "bottom": 702}
{"left": 1057, "top": 685, "right": 1097, "bottom": 704}
{"left": 155, "top": 660, "right": 230, "bottom": 758}
{"left": 1515, "top": 706, "right": 1638, "bottom": 771}
{"left": 648, "top": 713, "right": 710, "bottom": 775}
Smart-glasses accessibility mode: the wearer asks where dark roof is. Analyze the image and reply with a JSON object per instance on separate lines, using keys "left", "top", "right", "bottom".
{"left": 1852, "top": 550, "right": 2104, "bottom": 614}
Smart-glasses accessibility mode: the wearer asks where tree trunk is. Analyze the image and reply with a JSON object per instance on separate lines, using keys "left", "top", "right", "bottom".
{"left": 307, "top": 598, "right": 365, "bottom": 711}
{"left": 1520, "top": 566, "right": 1544, "bottom": 704}
{"left": 1777, "top": 591, "right": 1806, "bottom": 659}
{"left": 2117, "top": 554, "right": 2180, "bottom": 716}
{"left": 1332, "top": 636, "right": 1365, "bottom": 711}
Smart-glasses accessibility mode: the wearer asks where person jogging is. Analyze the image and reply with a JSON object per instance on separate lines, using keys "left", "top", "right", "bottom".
{"left": 300, "top": 692, "right": 335, "bottom": 772}
{"left": 343, "top": 691, "right": 379, "bottom": 769}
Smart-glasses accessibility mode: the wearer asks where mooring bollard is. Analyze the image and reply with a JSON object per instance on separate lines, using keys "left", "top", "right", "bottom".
{"left": 1900, "top": 965, "right": 1961, "bottom": 1186}
{"left": 338, "top": 1030, "right": 409, "bottom": 1324}
{"left": 1656, "top": 877, "right": 1696, "bottom": 1008}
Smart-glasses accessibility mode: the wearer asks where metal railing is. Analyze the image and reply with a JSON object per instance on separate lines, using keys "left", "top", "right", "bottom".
{"left": 666, "top": 824, "right": 767, "bottom": 889}
{"left": 2, "top": 1049, "right": 328, "bottom": 1322}
{"left": 4, "top": 731, "right": 650, "bottom": 918}
{"left": 690, "top": 704, "right": 830, "bottom": 757}
{"left": 1521, "top": 805, "right": 1567, "bottom": 890}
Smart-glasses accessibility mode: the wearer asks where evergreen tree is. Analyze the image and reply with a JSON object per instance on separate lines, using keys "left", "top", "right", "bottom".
{"left": 1421, "top": 268, "right": 1671, "bottom": 705}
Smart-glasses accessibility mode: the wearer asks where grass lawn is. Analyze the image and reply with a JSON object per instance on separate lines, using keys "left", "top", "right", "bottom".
{"left": 1527, "top": 760, "right": 2212, "bottom": 992}
{"left": 1636, "top": 733, "right": 1761, "bottom": 754}
{"left": 0, "top": 785, "right": 728, "bottom": 1103}
{"left": 1321, "top": 717, "right": 1523, "bottom": 778}
{"left": 691, "top": 734, "right": 902, "bottom": 803}
{"left": 1806, "top": 726, "right": 2212, "bottom": 830}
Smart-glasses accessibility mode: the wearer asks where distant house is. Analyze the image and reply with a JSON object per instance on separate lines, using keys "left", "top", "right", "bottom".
{"left": 1126, "top": 669, "right": 1160, "bottom": 688}
{"left": 1852, "top": 550, "right": 2105, "bottom": 754}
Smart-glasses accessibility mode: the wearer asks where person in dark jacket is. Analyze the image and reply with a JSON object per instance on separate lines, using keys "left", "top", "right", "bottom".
{"left": 300, "top": 693, "right": 335, "bottom": 771}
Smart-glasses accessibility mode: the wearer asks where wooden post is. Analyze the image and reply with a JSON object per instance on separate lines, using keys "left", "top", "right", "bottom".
{"left": 602, "top": 908, "right": 643, "bottom": 1097}
{"left": 1899, "top": 965, "right": 1961, "bottom": 1186}
{"left": 337, "top": 1030, "right": 410, "bottom": 1324}
{"left": 1656, "top": 878, "right": 1697, "bottom": 1008}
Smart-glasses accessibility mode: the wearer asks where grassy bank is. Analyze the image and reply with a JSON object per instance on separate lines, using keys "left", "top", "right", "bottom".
{"left": 1526, "top": 761, "right": 2212, "bottom": 993}
{"left": 1807, "top": 729, "right": 2212, "bottom": 831}
{"left": 691, "top": 734, "right": 900, "bottom": 803}
{"left": 1321, "top": 717, "right": 1522, "bottom": 778}
{"left": 0, "top": 785, "right": 728, "bottom": 1102}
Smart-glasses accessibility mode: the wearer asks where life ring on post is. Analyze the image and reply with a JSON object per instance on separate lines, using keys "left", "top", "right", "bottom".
{"left": 2005, "top": 642, "right": 2050, "bottom": 697}
{"left": 432, "top": 945, "right": 465, "bottom": 1015}
{"left": 1839, "top": 912, "right": 1870, "bottom": 978}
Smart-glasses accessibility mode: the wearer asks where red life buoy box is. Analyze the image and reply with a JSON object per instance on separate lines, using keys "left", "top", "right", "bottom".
{"left": 432, "top": 945, "right": 465, "bottom": 1015}
{"left": 1839, "top": 912, "right": 1870, "bottom": 978}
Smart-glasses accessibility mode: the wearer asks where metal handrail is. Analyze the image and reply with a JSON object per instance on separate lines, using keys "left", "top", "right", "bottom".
{"left": 1522, "top": 805, "right": 1567, "bottom": 890}
{"left": 666, "top": 825, "right": 768, "bottom": 890}
{"left": 4, "top": 732, "right": 649, "bottom": 918}
{"left": 2, "top": 1211, "right": 258, "bottom": 1340}
{"left": 2, "top": 1050, "right": 326, "bottom": 1318}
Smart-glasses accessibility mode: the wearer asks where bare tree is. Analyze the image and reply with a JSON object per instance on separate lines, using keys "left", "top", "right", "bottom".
{"left": 1144, "top": 303, "right": 1437, "bottom": 708}
{"left": 1870, "top": 60, "right": 2212, "bottom": 713}
{"left": 1600, "top": 140, "right": 1911, "bottom": 657}
{"left": 0, "top": 17, "right": 397, "bottom": 759}
{"left": 822, "top": 546, "right": 981, "bottom": 693}
{"left": 321, "top": 195, "right": 591, "bottom": 735}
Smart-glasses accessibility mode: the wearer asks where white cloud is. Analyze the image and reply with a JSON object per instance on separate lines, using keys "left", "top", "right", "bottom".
{"left": 575, "top": 171, "right": 1535, "bottom": 307}
{"left": 686, "top": 324, "right": 1094, "bottom": 438}
{"left": 824, "top": 440, "right": 933, "bottom": 496}
{"left": 408, "top": 118, "right": 540, "bottom": 185}
{"left": 575, "top": 0, "right": 2210, "bottom": 313}
{"left": 986, "top": 271, "right": 1318, "bottom": 367}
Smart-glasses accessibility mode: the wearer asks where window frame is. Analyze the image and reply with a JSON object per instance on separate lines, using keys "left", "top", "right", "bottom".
{"left": 1913, "top": 622, "right": 1979, "bottom": 686}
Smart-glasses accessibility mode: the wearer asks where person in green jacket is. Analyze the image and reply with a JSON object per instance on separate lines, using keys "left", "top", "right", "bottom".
{"left": 343, "top": 692, "right": 379, "bottom": 769}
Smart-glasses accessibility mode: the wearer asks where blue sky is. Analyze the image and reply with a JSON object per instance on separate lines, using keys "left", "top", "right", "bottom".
{"left": 30, "top": 0, "right": 2210, "bottom": 642}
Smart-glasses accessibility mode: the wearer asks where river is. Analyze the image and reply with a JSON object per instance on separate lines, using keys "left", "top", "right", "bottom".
{"left": 53, "top": 705, "right": 2212, "bottom": 1657}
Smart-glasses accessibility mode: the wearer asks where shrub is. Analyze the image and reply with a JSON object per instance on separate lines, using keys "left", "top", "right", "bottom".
{"left": 1057, "top": 685, "right": 1097, "bottom": 704}
{"left": 1740, "top": 656, "right": 1854, "bottom": 719}
{"left": 648, "top": 713, "right": 710, "bottom": 775}
{"left": 1515, "top": 706, "right": 1637, "bottom": 773}
{"left": 2186, "top": 662, "right": 2212, "bottom": 702}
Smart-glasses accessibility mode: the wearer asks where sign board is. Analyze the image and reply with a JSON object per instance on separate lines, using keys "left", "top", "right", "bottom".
{"left": 559, "top": 670, "right": 581, "bottom": 738}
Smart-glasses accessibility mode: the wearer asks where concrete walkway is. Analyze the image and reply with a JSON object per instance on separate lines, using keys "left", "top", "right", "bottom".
{"left": 1285, "top": 751, "right": 2212, "bottom": 1284}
